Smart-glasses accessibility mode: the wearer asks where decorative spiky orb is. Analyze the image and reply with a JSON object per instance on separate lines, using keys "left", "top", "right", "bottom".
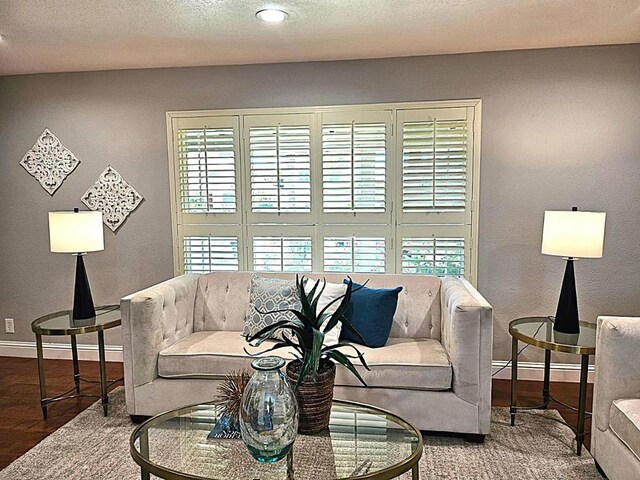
{"left": 214, "top": 369, "right": 252, "bottom": 425}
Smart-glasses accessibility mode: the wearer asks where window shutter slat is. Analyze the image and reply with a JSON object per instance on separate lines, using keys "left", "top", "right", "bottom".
{"left": 401, "top": 238, "right": 464, "bottom": 277}
{"left": 324, "top": 237, "right": 385, "bottom": 273}
{"left": 178, "top": 128, "right": 237, "bottom": 213}
{"left": 323, "top": 123, "right": 386, "bottom": 212}
{"left": 250, "top": 125, "right": 311, "bottom": 213}
{"left": 253, "top": 237, "right": 312, "bottom": 272}
{"left": 402, "top": 119, "right": 468, "bottom": 212}
{"left": 183, "top": 236, "right": 239, "bottom": 273}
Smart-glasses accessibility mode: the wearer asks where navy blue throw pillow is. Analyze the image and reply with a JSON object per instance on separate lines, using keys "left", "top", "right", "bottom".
{"left": 340, "top": 280, "right": 403, "bottom": 348}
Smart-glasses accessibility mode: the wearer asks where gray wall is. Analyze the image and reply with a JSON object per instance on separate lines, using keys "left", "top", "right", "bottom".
{"left": 1, "top": 44, "right": 639, "bottom": 361}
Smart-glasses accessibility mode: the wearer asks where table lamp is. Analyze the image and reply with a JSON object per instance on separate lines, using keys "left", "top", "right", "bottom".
{"left": 541, "top": 207, "right": 606, "bottom": 334}
{"left": 48, "top": 209, "right": 104, "bottom": 320}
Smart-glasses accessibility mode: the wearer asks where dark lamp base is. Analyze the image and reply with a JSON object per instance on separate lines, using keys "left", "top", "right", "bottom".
{"left": 553, "top": 259, "right": 580, "bottom": 334}
{"left": 73, "top": 255, "right": 96, "bottom": 320}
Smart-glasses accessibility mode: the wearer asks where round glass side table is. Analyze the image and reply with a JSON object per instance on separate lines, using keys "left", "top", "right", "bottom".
{"left": 509, "top": 316, "right": 596, "bottom": 455}
{"left": 31, "top": 305, "right": 123, "bottom": 418}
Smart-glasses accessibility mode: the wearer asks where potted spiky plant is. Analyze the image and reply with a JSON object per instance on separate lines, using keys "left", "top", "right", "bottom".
{"left": 245, "top": 275, "right": 370, "bottom": 435}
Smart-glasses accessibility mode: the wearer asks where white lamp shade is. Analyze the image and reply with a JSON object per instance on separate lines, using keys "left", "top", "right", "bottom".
{"left": 48, "top": 211, "right": 104, "bottom": 253}
{"left": 541, "top": 210, "right": 606, "bottom": 258}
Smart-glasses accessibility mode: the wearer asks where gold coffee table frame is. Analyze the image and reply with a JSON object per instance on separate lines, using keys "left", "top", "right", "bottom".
{"left": 130, "top": 399, "right": 423, "bottom": 480}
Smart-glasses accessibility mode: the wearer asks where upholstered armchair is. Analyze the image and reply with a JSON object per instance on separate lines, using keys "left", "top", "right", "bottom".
{"left": 591, "top": 316, "right": 640, "bottom": 479}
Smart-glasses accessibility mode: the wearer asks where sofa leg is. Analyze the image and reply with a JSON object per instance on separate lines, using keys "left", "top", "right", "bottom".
{"left": 130, "top": 414, "right": 150, "bottom": 424}
{"left": 594, "top": 461, "right": 607, "bottom": 479}
{"left": 464, "top": 434, "right": 485, "bottom": 444}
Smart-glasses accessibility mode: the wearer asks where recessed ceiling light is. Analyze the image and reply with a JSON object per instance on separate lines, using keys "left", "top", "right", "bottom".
{"left": 256, "top": 8, "right": 288, "bottom": 23}
{"left": 0, "top": 34, "right": 6, "bottom": 42}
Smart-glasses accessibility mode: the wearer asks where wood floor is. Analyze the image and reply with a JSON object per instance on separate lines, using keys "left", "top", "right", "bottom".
{"left": 0, "top": 356, "right": 593, "bottom": 470}
{"left": 0, "top": 356, "right": 123, "bottom": 469}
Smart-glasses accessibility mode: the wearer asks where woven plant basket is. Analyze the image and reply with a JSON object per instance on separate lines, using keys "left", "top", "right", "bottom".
{"left": 286, "top": 360, "right": 336, "bottom": 435}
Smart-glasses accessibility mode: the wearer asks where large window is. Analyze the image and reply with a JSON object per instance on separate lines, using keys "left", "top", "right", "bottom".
{"left": 168, "top": 100, "right": 481, "bottom": 283}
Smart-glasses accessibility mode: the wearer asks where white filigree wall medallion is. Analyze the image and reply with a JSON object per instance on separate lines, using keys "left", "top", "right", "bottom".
{"left": 81, "top": 166, "right": 144, "bottom": 232}
{"left": 20, "top": 129, "right": 80, "bottom": 195}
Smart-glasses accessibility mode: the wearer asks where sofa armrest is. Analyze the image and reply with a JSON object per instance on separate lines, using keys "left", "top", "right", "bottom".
{"left": 440, "top": 277, "right": 493, "bottom": 432}
{"left": 593, "top": 316, "right": 640, "bottom": 433}
{"left": 120, "top": 274, "right": 199, "bottom": 390}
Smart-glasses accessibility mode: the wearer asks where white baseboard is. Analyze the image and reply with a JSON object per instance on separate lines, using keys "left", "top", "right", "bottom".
{"left": 0, "top": 341, "right": 592, "bottom": 383}
{"left": 492, "top": 360, "right": 594, "bottom": 383}
{"left": 0, "top": 340, "right": 123, "bottom": 362}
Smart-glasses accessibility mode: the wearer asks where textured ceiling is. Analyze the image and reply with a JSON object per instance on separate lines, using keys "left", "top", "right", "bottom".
{"left": 0, "top": 0, "right": 639, "bottom": 75}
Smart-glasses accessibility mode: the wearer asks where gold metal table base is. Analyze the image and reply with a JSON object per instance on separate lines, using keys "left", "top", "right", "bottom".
{"left": 509, "top": 334, "right": 592, "bottom": 455}
{"left": 36, "top": 330, "right": 123, "bottom": 419}
{"left": 31, "top": 305, "right": 122, "bottom": 419}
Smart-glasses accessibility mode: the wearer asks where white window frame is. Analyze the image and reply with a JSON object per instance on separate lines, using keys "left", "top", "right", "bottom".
{"left": 167, "top": 99, "right": 481, "bottom": 284}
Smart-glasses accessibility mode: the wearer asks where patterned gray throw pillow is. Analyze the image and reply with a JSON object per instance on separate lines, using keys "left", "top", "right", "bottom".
{"left": 244, "top": 275, "right": 301, "bottom": 339}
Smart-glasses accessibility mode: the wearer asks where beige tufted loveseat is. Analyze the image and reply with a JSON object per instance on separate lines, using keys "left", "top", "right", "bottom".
{"left": 121, "top": 272, "right": 493, "bottom": 439}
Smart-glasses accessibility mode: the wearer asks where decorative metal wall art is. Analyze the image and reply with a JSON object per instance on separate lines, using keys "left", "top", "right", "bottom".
{"left": 81, "top": 166, "right": 143, "bottom": 232}
{"left": 20, "top": 129, "right": 80, "bottom": 195}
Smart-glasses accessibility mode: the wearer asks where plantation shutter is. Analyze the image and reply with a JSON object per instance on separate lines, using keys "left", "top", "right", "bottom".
{"left": 322, "top": 123, "right": 386, "bottom": 211}
{"left": 183, "top": 236, "right": 239, "bottom": 273}
{"left": 169, "top": 103, "right": 479, "bottom": 283}
{"left": 321, "top": 111, "right": 392, "bottom": 223}
{"left": 176, "top": 120, "right": 239, "bottom": 214}
{"left": 171, "top": 116, "right": 243, "bottom": 273}
{"left": 398, "top": 107, "right": 471, "bottom": 223}
{"left": 396, "top": 107, "right": 474, "bottom": 280}
{"left": 252, "top": 236, "right": 313, "bottom": 272}
{"left": 402, "top": 122, "right": 466, "bottom": 211}
{"left": 323, "top": 236, "right": 386, "bottom": 273}
{"left": 244, "top": 114, "right": 313, "bottom": 223}
{"left": 401, "top": 237, "right": 465, "bottom": 277}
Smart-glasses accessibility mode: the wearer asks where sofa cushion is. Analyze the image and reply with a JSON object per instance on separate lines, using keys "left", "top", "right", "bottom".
{"left": 244, "top": 275, "right": 300, "bottom": 339}
{"left": 610, "top": 398, "right": 640, "bottom": 461}
{"left": 158, "top": 332, "right": 452, "bottom": 390}
{"left": 158, "top": 331, "right": 298, "bottom": 378}
{"left": 341, "top": 281, "right": 403, "bottom": 347}
{"left": 335, "top": 337, "right": 451, "bottom": 390}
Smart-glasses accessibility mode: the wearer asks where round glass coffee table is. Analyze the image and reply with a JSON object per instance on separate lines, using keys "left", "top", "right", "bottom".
{"left": 130, "top": 399, "right": 423, "bottom": 480}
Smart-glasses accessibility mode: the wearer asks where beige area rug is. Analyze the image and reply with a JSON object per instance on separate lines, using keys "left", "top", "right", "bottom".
{"left": 1, "top": 388, "right": 603, "bottom": 480}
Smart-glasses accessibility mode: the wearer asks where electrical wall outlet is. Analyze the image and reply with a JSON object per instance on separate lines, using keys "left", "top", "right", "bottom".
{"left": 5, "top": 318, "right": 15, "bottom": 334}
